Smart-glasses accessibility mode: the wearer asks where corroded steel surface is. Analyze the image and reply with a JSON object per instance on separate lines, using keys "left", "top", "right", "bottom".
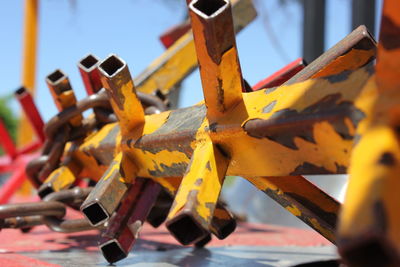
{"left": 134, "top": 0, "right": 256, "bottom": 97}
{"left": 4, "top": 0, "right": 400, "bottom": 265}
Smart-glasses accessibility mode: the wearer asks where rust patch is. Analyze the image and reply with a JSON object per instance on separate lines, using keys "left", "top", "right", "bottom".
{"left": 135, "top": 105, "right": 206, "bottom": 157}
{"left": 286, "top": 192, "right": 338, "bottom": 228}
{"left": 205, "top": 161, "right": 211, "bottom": 171}
{"left": 335, "top": 163, "right": 347, "bottom": 173}
{"left": 207, "top": 123, "right": 218, "bottom": 132}
{"left": 111, "top": 88, "right": 125, "bottom": 111}
{"left": 119, "top": 162, "right": 126, "bottom": 178}
{"left": 184, "top": 189, "right": 213, "bottom": 229}
{"left": 378, "top": 152, "right": 396, "bottom": 166}
{"left": 217, "top": 78, "right": 225, "bottom": 112}
{"left": 264, "top": 188, "right": 298, "bottom": 212}
{"left": 186, "top": 189, "right": 199, "bottom": 210}
{"left": 186, "top": 190, "right": 208, "bottom": 227}
{"left": 200, "top": 14, "right": 234, "bottom": 66}
{"left": 325, "top": 70, "right": 352, "bottom": 83}
{"left": 99, "top": 124, "right": 121, "bottom": 147}
{"left": 262, "top": 100, "right": 277, "bottom": 113}
{"left": 264, "top": 188, "right": 336, "bottom": 237}
{"left": 244, "top": 93, "right": 365, "bottom": 149}
{"left": 353, "top": 134, "right": 362, "bottom": 146}
{"left": 373, "top": 201, "right": 388, "bottom": 233}
{"left": 380, "top": 15, "right": 400, "bottom": 50}
{"left": 194, "top": 178, "right": 203, "bottom": 186}
{"left": 264, "top": 87, "right": 278, "bottom": 94}
{"left": 205, "top": 202, "right": 216, "bottom": 223}
{"left": 290, "top": 162, "right": 335, "bottom": 175}
{"left": 149, "top": 162, "right": 188, "bottom": 177}
{"left": 84, "top": 125, "right": 119, "bottom": 166}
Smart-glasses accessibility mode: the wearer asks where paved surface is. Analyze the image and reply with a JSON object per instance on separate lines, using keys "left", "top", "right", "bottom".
{"left": 17, "top": 245, "right": 337, "bottom": 267}
{"left": 0, "top": 217, "right": 337, "bottom": 267}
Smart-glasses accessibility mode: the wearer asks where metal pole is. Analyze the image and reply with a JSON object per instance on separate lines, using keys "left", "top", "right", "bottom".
{"left": 352, "top": 0, "right": 376, "bottom": 36}
{"left": 14, "top": 87, "right": 45, "bottom": 143}
{"left": 18, "top": 0, "right": 38, "bottom": 146}
{"left": 302, "top": 0, "right": 326, "bottom": 63}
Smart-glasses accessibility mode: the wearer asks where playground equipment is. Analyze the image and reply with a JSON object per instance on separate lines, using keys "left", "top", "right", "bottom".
{"left": 1, "top": 0, "right": 400, "bottom": 266}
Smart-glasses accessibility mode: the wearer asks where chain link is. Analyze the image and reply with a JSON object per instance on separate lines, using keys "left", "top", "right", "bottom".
{"left": 0, "top": 187, "right": 101, "bottom": 233}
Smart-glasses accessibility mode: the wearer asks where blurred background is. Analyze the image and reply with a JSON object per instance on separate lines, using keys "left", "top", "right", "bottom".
{"left": 0, "top": 0, "right": 382, "bottom": 230}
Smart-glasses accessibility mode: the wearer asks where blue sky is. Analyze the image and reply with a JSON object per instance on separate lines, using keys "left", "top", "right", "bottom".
{"left": 0, "top": 0, "right": 382, "bottom": 121}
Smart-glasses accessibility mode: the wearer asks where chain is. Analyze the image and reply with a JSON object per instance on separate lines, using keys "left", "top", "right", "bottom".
{"left": 0, "top": 187, "right": 99, "bottom": 233}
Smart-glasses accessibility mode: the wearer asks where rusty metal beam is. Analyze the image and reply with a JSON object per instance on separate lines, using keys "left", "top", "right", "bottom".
{"left": 166, "top": 138, "right": 229, "bottom": 244}
{"left": 134, "top": 0, "right": 256, "bottom": 96}
{"left": 46, "top": 69, "right": 83, "bottom": 127}
{"left": 100, "top": 179, "right": 163, "bottom": 263}
{"left": 68, "top": 42, "right": 375, "bottom": 250}
{"left": 81, "top": 153, "right": 131, "bottom": 226}
{"left": 287, "top": 25, "right": 376, "bottom": 85}
{"left": 189, "top": 0, "right": 244, "bottom": 122}
{"left": 78, "top": 54, "right": 102, "bottom": 95}
{"left": 85, "top": 62, "right": 373, "bottom": 178}
{"left": 99, "top": 55, "right": 145, "bottom": 136}
{"left": 38, "top": 156, "right": 82, "bottom": 198}
{"left": 100, "top": 178, "right": 146, "bottom": 263}
{"left": 246, "top": 176, "right": 340, "bottom": 243}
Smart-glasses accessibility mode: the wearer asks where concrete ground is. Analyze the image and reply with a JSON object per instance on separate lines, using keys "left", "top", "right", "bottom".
{"left": 0, "top": 221, "right": 337, "bottom": 267}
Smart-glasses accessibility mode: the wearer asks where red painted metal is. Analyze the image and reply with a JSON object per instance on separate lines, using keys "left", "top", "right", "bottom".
{"left": 18, "top": 140, "right": 42, "bottom": 155}
{"left": 14, "top": 87, "right": 45, "bottom": 143}
{"left": 159, "top": 22, "right": 191, "bottom": 49}
{"left": 0, "top": 220, "right": 330, "bottom": 253}
{"left": 0, "top": 254, "right": 60, "bottom": 267}
{"left": 0, "top": 159, "right": 27, "bottom": 204}
{"left": 0, "top": 89, "right": 44, "bottom": 203}
{"left": 0, "top": 156, "right": 12, "bottom": 173}
{"left": 78, "top": 54, "right": 102, "bottom": 95}
{"left": 252, "top": 58, "right": 306, "bottom": 91}
{"left": 0, "top": 154, "right": 37, "bottom": 204}
{"left": 0, "top": 118, "right": 17, "bottom": 159}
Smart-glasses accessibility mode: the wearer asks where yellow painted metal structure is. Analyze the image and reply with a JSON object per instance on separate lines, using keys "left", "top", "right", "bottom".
{"left": 38, "top": 0, "right": 377, "bottom": 247}
{"left": 166, "top": 136, "right": 229, "bottom": 244}
{"left": 337, "top": 0, "right": 400, "bottom": 265}
{"left": 134, "top": 0, "right": 256, "bottom": 97}
{"left": 38, "top": 0, "right": 257, "bottom": 198}
{"left": 18, "top": 0, "right": 39, "bottom": 146}
{"left": 246, "top": 175, "right": 339, "bottom": 243}
{"left": 25, "top": 0, "right": 400, "bottom": 265}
